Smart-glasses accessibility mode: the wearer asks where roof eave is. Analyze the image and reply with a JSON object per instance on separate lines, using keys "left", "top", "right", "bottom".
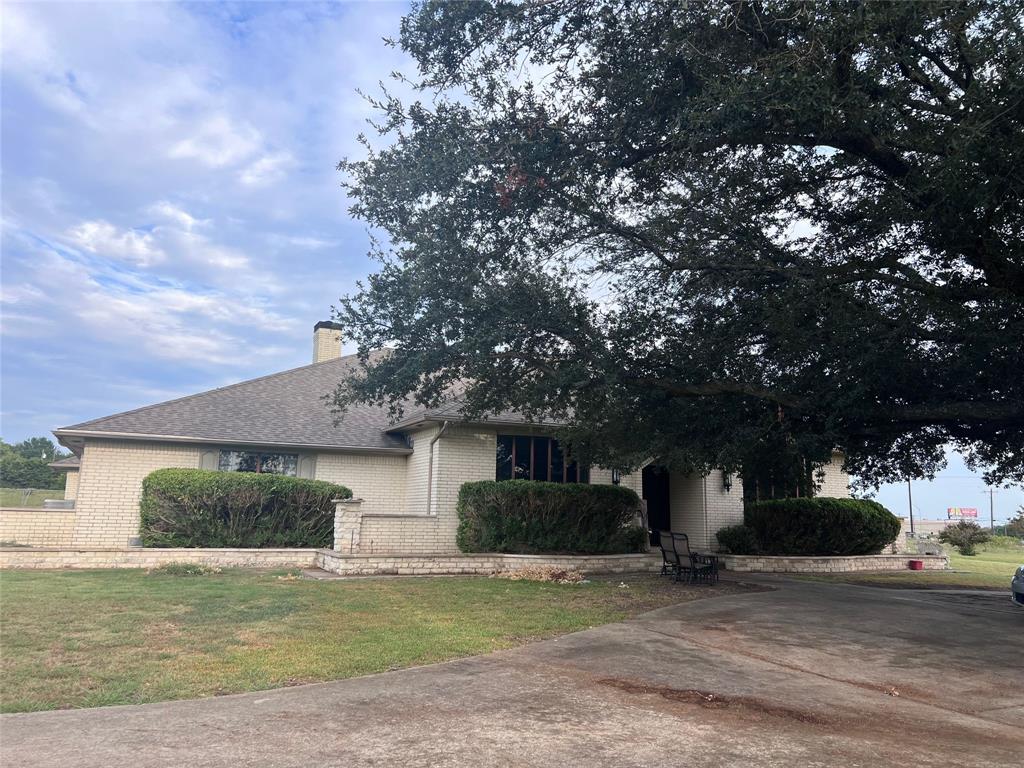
{"left": 53, "top": 429, "right": 413, "bottom": 455}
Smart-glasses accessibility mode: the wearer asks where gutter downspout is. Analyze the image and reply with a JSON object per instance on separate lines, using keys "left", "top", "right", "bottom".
{"left": 426, "top": 420, "right": 451, "bottom": 516}
{"left": 702, "top": 474, "right": 709, "bottom": 550}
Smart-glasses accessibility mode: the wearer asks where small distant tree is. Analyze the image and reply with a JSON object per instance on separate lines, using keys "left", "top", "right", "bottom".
{"left": 1005, "top": 508, "right": 1024, "bottom": 538}
{"left": 939, "top": 520, "right": 991, "bottom": 556}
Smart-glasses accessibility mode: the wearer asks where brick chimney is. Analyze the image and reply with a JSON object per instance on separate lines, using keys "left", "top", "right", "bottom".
{"left": 312, "top": 321, "right": 344, "bottom": 363}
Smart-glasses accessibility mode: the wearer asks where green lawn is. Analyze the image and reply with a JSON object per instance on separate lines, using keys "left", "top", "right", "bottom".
{"left": 0, "top": 569, "right": 738, "bottom": 713}
{"left": 800, "top": 545, "right": 1022, "bottom": 590}
{"left": 0, "top": 488, "right": 59, "bottom": 508}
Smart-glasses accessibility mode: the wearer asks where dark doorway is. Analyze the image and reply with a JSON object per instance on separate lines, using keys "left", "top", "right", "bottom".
{"left": 642, "top": 464, "right": 671, "bottom": 543}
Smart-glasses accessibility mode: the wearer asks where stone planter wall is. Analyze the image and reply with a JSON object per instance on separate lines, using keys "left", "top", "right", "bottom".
{"left": 316, "top": 551, "right": 662, "bottom": 576}
{"left": 718, "top": 553, "right": 949, "bottom": 573}
{"left": 0, "top": 547, "right": 949, "bottom": 575}
{"left": 0, "top": 547, "right": 319, "bottom": 570}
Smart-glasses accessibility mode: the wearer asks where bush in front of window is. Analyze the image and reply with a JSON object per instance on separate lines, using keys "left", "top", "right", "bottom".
{"left": 139, "top": 468, "right": 351, "bottom": 548}
{"left": 456, "top": 480, "right": 645, "bottom": 555}
{"left": 743, "top": 498, "right": 901, "bottom": 556}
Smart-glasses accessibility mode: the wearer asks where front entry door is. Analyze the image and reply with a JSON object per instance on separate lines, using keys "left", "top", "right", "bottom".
{"left": 642, "top": 465, "right": 671, "bottom": 542}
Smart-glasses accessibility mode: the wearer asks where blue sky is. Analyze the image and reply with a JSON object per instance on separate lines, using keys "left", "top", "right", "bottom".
{"left": 1, "top": 1, "right": 1020, "bottom": 521}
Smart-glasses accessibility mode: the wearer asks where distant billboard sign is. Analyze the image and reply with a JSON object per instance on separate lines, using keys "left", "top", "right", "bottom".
{"left": 947, "top": 507, "right": 979, "bottom": 519}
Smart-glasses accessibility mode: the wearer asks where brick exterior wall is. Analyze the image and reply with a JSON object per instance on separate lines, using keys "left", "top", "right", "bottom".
{"left": 590, "top": 466, "right": 642, "bottom": 495}
{"left": 63, "top": 469, "right": 80, "bottom": 501}
{"left": 361, "top": 424, "right": 496, "bottom": 554}
{"left": 816, "top": 452, "right": 851, "bottom": 498}
{"left": 403, "top": 425, "right": 439, "bottom": 515}
{"left": 0, "top": 509, "right": 75, "bottom": 547}
{"left": 312, "top": 326, "right": 342, "bottom": 363}
{"left": 669, "top": 470, "right": 745, "bottom": 551}
{"left": 72, "top": 440, "right": 202, "bottom": 548}
{"left": 314, "top": 452, "right": 407, "bottom": 516}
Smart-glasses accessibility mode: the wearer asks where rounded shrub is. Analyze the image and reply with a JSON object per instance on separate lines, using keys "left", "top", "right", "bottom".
{"left": 743, "top": 497, "right": 900, "bottom": 556}
{"left": 139, "top": 468, "right": 350, "bottom": 548}
{"left": 715, "top": 524, "right": 760, "bottom": 555}
{"left": 456, "top": 480, "right": 645, "bottom": 555}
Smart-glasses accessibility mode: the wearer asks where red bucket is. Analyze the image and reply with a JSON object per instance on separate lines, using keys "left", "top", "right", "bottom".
{"left": 908, "top": 560, "right": 924, "bottom": 571}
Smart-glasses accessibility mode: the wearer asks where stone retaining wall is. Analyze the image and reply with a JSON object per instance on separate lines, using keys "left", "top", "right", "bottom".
{"left": 0, "top": 547, "right": 318, "bottom": 570}
{"left": 718, "top": 553, "right": 949, "bottom": 572}
{"left": 316, "top": 551, "right": 662, "bottom": 576}
{"left": 0, "top": 548, "right": 950, "bottom": 574}
{"left": 0, "top": 508, "right": 75, "bottom": 548}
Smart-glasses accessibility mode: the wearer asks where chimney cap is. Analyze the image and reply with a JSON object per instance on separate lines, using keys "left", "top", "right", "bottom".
{"left": 314, "top": 320, "right": 344, "bottom": 331}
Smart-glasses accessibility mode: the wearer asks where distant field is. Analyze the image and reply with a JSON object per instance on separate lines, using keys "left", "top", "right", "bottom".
{"left": 0, "top": 488, "right": 60, "bottom": 508}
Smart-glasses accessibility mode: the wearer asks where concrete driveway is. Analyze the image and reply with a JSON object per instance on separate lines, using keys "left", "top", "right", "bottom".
{"left": 2, "top": 577, "right": 1021, "bottom": 768}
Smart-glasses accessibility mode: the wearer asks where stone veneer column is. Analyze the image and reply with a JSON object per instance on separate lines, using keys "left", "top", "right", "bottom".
{"left": 333, "top": 498, "right": 364, "bottom": 553}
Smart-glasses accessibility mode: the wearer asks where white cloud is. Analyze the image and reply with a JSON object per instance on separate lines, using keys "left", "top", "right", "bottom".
{"left": 173, "top": 230, "right": 250, "bottom": 270}
{"left": 282, "top": 235, "right": 340, "bottom": 249}
{"left": 239, "top": 151, "right": 294, "bottom": 186}
{"left": 6, "top": 245, "right": 290, "bottom": 366}
{"left": 67, "top": 220, "right": 165, "bottom": 266}
{"left": 63, "top": 204, "right": 249, "bottom": 274}
{"left": 149, "top": 201, "right": 208, "bottom": 230}
{"left": 169, "top": 114, "right": 262, "bottom": 168}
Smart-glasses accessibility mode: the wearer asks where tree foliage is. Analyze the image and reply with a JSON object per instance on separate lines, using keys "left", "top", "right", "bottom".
{"left": 0, "top": 439, "right": 68, "bottom": 490}
{"left": 938, "top": 519, "right": 991, "bottom": 555}
{"left": 1004, "top": 507, "right": 1024, "bottom": 538}
{"left": 4, "top": 437, "right": 66, "bottom": 462}
{"left": 335, "top": 1, "right": 1024, "bottom": 487}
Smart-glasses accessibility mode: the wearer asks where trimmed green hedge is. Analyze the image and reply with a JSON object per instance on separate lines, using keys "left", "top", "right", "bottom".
{"left": 740, "top": 497, "right": 900, "bottom": 556}
{"left": 715, "top": 524, "right": 760, "bottom": 555}
{"left": 139, "top": 469, "right": 351, "bottom": 548}
{"left": 456, "top": 480, "right": 645, "bottom": 555}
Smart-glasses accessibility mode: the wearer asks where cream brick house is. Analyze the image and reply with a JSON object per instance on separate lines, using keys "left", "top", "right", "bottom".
{"left": 49, "top": 321, "right": 849, "bottom": 552}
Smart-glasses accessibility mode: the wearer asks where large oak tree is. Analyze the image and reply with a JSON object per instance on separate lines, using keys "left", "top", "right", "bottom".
{"left": 334, "top": 0, "right": 1024, "bottom": 488}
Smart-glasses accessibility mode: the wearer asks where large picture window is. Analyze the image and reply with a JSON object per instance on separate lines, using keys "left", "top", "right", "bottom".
{"left": 495, "top": 435, "right": 589, "bottom": 484}
{"left": 218, "top": 450, "right": 298, "bottom": 476}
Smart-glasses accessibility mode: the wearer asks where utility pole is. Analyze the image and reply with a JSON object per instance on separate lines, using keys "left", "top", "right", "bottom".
{"left": 990, "top": 487, "right": 995, "bottom": 533}
{"left": 907, "top": 479, "right": 915, "bottom": 535}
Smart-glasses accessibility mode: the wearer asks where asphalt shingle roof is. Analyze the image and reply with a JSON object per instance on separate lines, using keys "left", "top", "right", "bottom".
{"left": 56, "top": 353, "right": 412, "bottom": 451}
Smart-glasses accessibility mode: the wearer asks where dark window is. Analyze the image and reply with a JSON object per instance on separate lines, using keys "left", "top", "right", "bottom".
{"left": 533, "top": 438, "right": 549, "bottom": 481}
{"left": 496, "top": 436, "right": 513, "bottom": 481}
{"left": 495, "top": 436, "right": 588, "bottom": 484}
{"left": 513, "top": 436, "right": 532, "bottom": 480}
{"left": 218, "top": 450, "right": 298, "bottom": 476}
